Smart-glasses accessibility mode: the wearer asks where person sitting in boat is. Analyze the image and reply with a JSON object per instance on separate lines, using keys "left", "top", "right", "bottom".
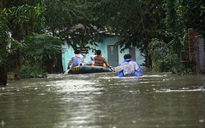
{"left": 113, "top": 54, "right": 144, "bottom": 77}
{"left": 94, "top": 50, "right": 113, "bottom": 70}
{"left": 68, "top": 50, "right": 84, "bottom": 69}
{"left": 88, "top": 55, "right": 96, "bottom": 66}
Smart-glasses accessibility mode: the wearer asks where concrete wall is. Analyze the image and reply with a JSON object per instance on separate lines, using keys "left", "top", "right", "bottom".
{"left": 194, "top": 36, "right": 205, "bottom": 73}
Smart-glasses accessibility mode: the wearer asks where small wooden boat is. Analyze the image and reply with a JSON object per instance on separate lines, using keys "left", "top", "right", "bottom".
{"left": 68, "top": 66, "right": 112, "bottom": 74}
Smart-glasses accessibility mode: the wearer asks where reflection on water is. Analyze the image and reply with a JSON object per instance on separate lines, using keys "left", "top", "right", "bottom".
{"left": 47, "top": 79, "right": 104, "bottom": 128}
{"left": 0, "top": 73, "right": 205, "bottom": 128}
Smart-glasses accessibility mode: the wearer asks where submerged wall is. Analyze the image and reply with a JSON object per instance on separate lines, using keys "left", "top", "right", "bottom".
{"left": 188, "top": 28, "right": 205, "bottom": 73}
{"left": 194, "top": 35, "right": 205, "bottom": 73}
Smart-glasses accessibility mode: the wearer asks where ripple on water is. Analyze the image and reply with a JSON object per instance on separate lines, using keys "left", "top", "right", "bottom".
{"left": 156, "top": 88, "right": 204, "bottom": 93}
{"left": 45, "top": 79, "right": 104, "bottom": 96}
{"left": 45, "top": 79, "right": 105, "bottom": 128}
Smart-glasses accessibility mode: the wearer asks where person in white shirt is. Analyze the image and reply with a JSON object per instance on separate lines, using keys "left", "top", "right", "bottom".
{"left": 113, "top": 54, "right": 143, "bottom": 77}
{"left": 68, "top": 50, "right": 84, "bottom": 69}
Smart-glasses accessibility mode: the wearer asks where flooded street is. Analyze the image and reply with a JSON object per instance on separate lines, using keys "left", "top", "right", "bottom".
{"left": 1, "top": 72, "right": 205, "bottom": 128}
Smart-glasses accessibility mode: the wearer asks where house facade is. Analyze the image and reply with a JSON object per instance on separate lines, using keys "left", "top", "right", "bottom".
{"left": 61, "top": 37, "right": 145, "bottom": 72}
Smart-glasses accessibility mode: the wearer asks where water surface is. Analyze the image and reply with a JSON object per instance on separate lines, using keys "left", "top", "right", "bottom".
{"left": 0, "top": 72, "right": 205, "bottom": 128}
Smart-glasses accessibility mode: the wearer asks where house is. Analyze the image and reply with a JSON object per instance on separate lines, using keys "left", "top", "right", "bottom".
{"left": 61, "top": 36, "right": 145, "bottom": 72}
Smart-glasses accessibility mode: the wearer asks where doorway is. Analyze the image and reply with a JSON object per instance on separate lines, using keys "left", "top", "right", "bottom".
{"left": 107, "top": 45, "right": 118, "bottom": 67}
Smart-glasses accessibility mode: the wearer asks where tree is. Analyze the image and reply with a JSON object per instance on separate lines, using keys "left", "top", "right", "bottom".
{"left": 42, "top": 0, "right": 104, "bottom": 50}
{"left": 0, "top": 0, "right": 107, "bottom": 80}
{"left": 91, "top": 0, "right": 205, "bottom": 72}
{"left": 90, "top": 0, "right": 167, "bottom": 68}
{"left": 0, "top": 4, "right": 10, "bottom": 86}
{"left": 6, "top": 3, "right": 45, "bottom": 78}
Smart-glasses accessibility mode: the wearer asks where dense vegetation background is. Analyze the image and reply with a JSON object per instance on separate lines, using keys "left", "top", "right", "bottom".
{"left": 0, "top": 0, "right": 204, "bottom": 81}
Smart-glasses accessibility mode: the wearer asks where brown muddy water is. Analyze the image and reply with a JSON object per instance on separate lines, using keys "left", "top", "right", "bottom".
{"left": 0, "top": 72, "right": 205, "bottom": 128}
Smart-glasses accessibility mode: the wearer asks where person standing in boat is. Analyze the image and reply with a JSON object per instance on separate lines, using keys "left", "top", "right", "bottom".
{"left": 113, "top": 54, "right": 144, "bottom": 77}
{"left": 94, "top": 50, "right": 113, "bottom": 70}
{"left": 68, "top": 50, "right": 84, "bottom": 69}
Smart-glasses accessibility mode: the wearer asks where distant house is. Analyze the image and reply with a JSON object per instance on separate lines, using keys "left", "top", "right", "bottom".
{"left": 61, "top": 36, "right": 145, "bottom": 72}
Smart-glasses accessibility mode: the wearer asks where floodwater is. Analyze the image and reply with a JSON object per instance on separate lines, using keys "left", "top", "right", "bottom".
{"left": 0, "top": 72, "right": 205, "bottom": 128}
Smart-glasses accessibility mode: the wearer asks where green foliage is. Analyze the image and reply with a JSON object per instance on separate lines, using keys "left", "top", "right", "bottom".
{"left": 6, "top": 39, "right": 23, "bottom": 72}
{"left": 91, "top": 0, "right": 169, "bottom": 68}
{"left": 7, "top": 4, "right": 45, "bottom": 38}
{"left": 19, "top": 34, "right": 62, "bottom": 77}
{"left": 95, "top": 0, "right": 205, "bottom": 71}
{"left": 23, "top": 34, "right": 62, "bottom": 56}
{"left": 42, "top": 0, "right": 104, "bottom": 50}
{"left": 148, "top": 38, "right": 180, "bottom": 73}
{"left": 0, "top": 5, "right": 10, "bottom": 65}
{"left": 1, "top": 0, "right": 205, "bottom": 77}
{"left": 19, "top": 60, "right": 44, "bottom": 78}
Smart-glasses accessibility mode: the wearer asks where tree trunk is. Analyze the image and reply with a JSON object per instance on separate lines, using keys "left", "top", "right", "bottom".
{"left": 145, "top": 55, "right": 152, "bottom": 69}
{"left": 0, "top": 64, "right": 7, "bottom": 86}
